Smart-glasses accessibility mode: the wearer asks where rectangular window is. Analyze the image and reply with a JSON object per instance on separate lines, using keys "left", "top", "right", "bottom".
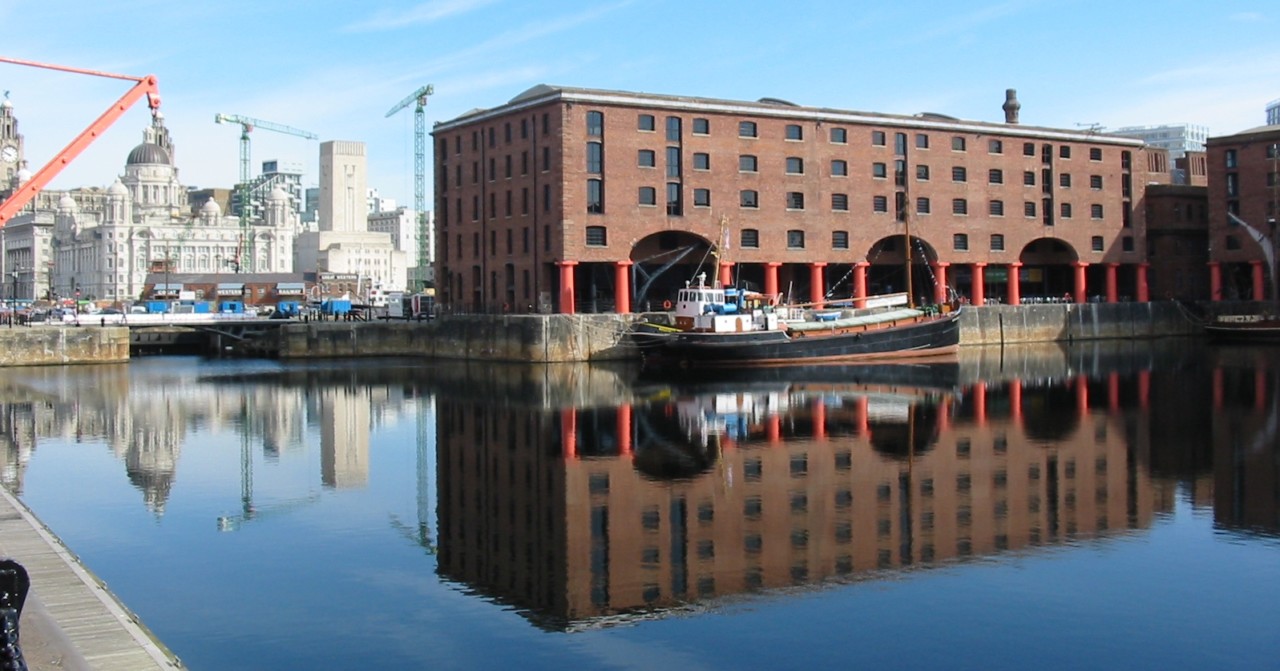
{"left": 916, "top": 197, "right": 931, "bottom": 214}
{"left": 1060, "top": 173, "right": 1071, "bottom": 188}
{"left": 1060, "top": 145, "right": 1072, "bottom": 159}
{"left": 990, "top": 200, "right": 1004, "bottom": 216}
{"left": 1024, "top": 170, "right": 1035, "bottom": 186}
{"left": 638, "top": 149, "right": 655, "bottom": 168}
{"left": 1122, "top": 236, "right": 1134, "bottom": 252}
{"left": 693, "top": 152, "right": 710, "bottom": 170}
{"left": 585, "top": 225, "right": 607, "bottom": 246}
{"left": 1060, "top": 202, "right": 1072, "bottom": 218}
{"left": 542, "top": 147, "right": 550, "bottom": 171}
{"left": 953, "top": 233, "right": 969, "bottom": 250}
{"left": 832, "top": 193, "right": 849, "bottom": 211}
{"left": 638, "top": 114, "right": 655, "bottom": 131}
{"left": 740, "top": 155, "right": 758, "bottom": 172}
{"left": 692, "top": 118, "right": 709, "bottom": 135}
{"left": 786, "top": 124, "right": 803, "bottom": 141}
{"left": 873, "top": 195, "right": 888, "bottom": 212}
{"left": 665, "top": 116, "right": 681, "bottom": 142}
{"left": 917, "top": 165, "right": 930, "bottom": 180}
{"left": 1023, "top": 142, "right": 1036, "bottom": 157}
{"left": 787, "top": 230, "right": 805, "bottom": 248}
{"left": 586, "top": 142, "right": 602, "bottom": 174}
{"left": 786, "top": 157, "right": 804, "bottom": 174}
{"left": 952, "top": 136, "right": 966, "bottom": 151}
{"left": 693, "top": 188, "right": 710, "bottom": 207}
{"left": 916, "top": 133, "right": 929, "bottom": 149}
{"left": 952, "top": 198, "right": 968, "bottom": 215}
{"left": 740, "top": 190, "right": 759, "bottom": 208}
{"left": 831, "top": 159, "right": 848, "bottom": 176}
{"left": 873, "top": 162, "right": 887, "bottom": 178}
{"left": 1024, "top": 201, "right": 1036, "bottom": 217}
{"left": 832, "top": 231, "right": 849, "bottom": 249}
{"left": 894, "top": 132, "right": 907, "bottom": 155}
{"left": 990, "top": 234, "right": 1005, "bottom": 251}
{"left": 1225, "top": 149, "right": 1237, "bottom": 168}
{"left": 1091, "top": 203, "right": 1103, "bottom": 219}
{"left": 587, "top": 179, "right": 603, "bottom": 214}
{"left": 952, "top": 166, "right": 967, "bottom": 182}
{"left": 586, "top": 111, "right": 603, "bottom": 136}
{"left": 739, "top": 121, "right": 758, "bottom": 138}
{"left": 1089, "top": 147, "right": 1102, "bottom": 161}
{"left": 741, "top": 229, "right": 760, "bottom": 248}
{"left": 830, "top": 127, "right": 847, "bottom": 143}
{"left": 666, "top": 183, "right": 682, "bottom": 216}
{"left": 989, "top": 139, "right": 1003, "bottom": 154}
{"left": 871, "top": 130, "right": 886, "bottom": 146}
{"left": 989, "top": 169, "right": 1003, "bottom": 184}
{"left": 1091, "top": 235, "right": 1104, "bottom": 251}
{"left": 638, "top": 186, "right": 656, "bottom": 205}
{"left": 666, "top": 146, "right": 681, "bottom": 178}
{"left": 1090, "top": 174, "right": 1102, "bottom": 189}
{"left": 786, "top": 192, "right": 805, "bottom": 209}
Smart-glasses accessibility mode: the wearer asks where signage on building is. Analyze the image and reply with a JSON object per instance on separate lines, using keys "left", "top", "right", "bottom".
{"left": 319, "top": 273, "right": 358, "bottom": 282}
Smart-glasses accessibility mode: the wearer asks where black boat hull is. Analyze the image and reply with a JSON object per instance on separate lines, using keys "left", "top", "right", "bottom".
{"left": 649, "top": 311, "right": 962, "bottom": 368}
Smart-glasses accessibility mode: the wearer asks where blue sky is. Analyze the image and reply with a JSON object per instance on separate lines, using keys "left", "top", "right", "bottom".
{"left": 1, "top": 0, "right": 1277, "bottom": 209}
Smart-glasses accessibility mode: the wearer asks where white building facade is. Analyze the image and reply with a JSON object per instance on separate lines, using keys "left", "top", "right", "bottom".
{"left": 1109, "top": 123, "right": 1208, "bottom": 158}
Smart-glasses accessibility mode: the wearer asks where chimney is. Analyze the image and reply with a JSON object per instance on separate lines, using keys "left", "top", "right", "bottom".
{"left": 1002, "top": 89, "right": 1021, "bottom": 124}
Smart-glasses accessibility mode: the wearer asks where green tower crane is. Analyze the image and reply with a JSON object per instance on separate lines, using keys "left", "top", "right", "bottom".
{"left": 385, "top": 85, "right": 434, "bottom": 291}
{"left": 214, "top": 113, "right": 318, "bottom": 273}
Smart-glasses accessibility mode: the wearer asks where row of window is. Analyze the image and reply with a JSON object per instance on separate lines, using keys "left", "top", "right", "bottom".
{"left": 579, "top": 223, "right": 1132, "bottom": 254}
{"left": 627, "top": 111, "right": 1108, "bottom": 161}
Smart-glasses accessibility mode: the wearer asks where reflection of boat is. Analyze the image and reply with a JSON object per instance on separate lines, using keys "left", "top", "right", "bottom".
{"left": 1205, "top": 313, "right": 1280, "bottom": 341}
{"left": 637, "top": 277, "right": 960, "bottom": 368}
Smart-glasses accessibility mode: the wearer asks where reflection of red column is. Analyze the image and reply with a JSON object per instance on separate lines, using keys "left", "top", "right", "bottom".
{"left": 1108, "top": 372, "right": 1120, "bottom": 413}
{"left": 857, "top": 396, "right": 870, "bottom": 437}
{"left": 1073, "top": 261, "right": 1089, "bottom": 304}
{"left": 1138, "top": 370, "right": 1150, "bottom": 409}
{"left": 1209, "top": 262, "right": 1222, "bottom": 302}
{"left": 1252, "top": 260, "right": 1265, "bottom": 300}
{"left": 809, "top": 262, "right": 827, "bottom": 306}
{"left": 721, "top": 434, "right": 736, "bottom": 452}
{"left": 854, "top": 261, "right": 869, "bottom": 308}
{"left": 812, "top": 400, "right": 827, "bottom": 440}
{"left": 766, "top": 415, "right": 781, "bottom": 444}
{"left": 614, "top": 261, "right": 632, "bottom": 314}
{"left": 765, "top": 262, "right": 781, "bottom": 301}
{"left": 971, "top": 262, "right": 986, "bottom": 306}
{"left": 1076, "top": 375, "right": 1089, "bottom": 417}
{"left": 1105, "top": 263, "right": 1118, "bottom": 303}
{"left": 561, "top": 408, "right": 578, "bottom": 460}
{"left": 1257, "top": 369, "right": 1268, "bottom": 411}
{"left": 932, "top": 262, "right": 949, "bottom": 304}
{"left": 1136, "top": 263, "right": 1150, "bottom": 302}
{"left": 937, "top": 399, "right": 950, "bottom": 431}
{"left": 557, "top": 261, "right": 578, "bottom": 314}
{"left": 1008, "top": 262, "right": 1022, "bottom": 305}
{"left": 1009, "top": 380, "right": 1022, "bottom": 425}
{"left": 1212, "top": 367, "right": 1224, "bottom": 410}
{"left": 719, "top": 261, "right": 734, "bottom": 289}
{"left": 974, "top": 382, "right": 987, "bottom": 426}
{"left": 617, "top": 404, "right": 632, "bottom": 456}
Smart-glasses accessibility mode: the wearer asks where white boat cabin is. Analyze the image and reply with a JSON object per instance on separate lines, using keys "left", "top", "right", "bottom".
{"left": 671, "top": 276, "right": 783, "bottom": 333}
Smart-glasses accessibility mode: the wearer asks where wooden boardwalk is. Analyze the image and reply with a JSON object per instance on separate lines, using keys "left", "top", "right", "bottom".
{"left": 0, "top": 487, "right": 183, "bottom": 670}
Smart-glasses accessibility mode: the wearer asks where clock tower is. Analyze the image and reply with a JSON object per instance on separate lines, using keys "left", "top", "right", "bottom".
{"left": 0, "top": 92, "right": 25, "bottom": 199}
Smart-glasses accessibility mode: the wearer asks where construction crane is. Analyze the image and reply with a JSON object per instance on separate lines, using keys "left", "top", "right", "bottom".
{"left": 385, "top": 84, "right": 434, "bottom": 291}
{"left": 0, "top": 57, "right": 161, "bottom": 227}
{"left": 214, "top": 113, "right": 318, "bottom": 273}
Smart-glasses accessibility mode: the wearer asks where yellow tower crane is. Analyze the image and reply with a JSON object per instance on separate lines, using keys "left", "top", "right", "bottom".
{"left": 385, "top": 85, "right": 434, "bottom": 291}
{"left": 214, "top": 113, "right": 318, "bottom": 273}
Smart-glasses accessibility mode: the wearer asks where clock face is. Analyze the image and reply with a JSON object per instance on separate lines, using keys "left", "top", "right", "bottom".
{"left": 0, "top": 145, "right": 15, "bottom": 163}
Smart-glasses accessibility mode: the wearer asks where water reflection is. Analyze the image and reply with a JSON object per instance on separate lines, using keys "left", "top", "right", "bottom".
{"left": 0, "top": 341, "right": 1276, "bottom": 638}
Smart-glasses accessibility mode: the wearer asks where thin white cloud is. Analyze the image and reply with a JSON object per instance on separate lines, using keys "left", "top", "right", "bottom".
{"left": 344, "top": 0, "right": 501, "bottom": 33}
{"left": 1229, "top": 11, "right": 1266, "bottom": 22}
{"left": 898, "top": 0, "right": 1038, "bottom": 45}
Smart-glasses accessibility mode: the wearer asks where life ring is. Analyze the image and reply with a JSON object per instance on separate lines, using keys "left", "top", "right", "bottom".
{"left": 663, "top": 300, "right": 673, "bottom": 310}
{"left": 768, "top": 298, "right": 776, "bottom": 306}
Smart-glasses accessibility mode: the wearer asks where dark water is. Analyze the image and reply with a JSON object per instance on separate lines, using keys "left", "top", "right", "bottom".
{"left": 1, "top": 340, "right": 1278, "bottom": 670}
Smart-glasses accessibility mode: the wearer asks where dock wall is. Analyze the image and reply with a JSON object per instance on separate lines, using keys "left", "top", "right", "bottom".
{"left": 0, "top": 327, "right": 129, "bottom": 367}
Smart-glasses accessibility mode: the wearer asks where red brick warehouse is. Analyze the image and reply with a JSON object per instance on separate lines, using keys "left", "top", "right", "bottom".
{"left": 432, "top": 85, "right": 1169, "bottom": 314}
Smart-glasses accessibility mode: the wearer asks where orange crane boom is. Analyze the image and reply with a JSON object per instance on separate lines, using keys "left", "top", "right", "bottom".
{"left": 0, "top": 56, "right": 161, "bottom": 227}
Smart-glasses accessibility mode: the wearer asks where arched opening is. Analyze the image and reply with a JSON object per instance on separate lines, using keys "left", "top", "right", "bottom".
{"left": 1018, "top": 238, "right": 1080, "bottom": 302}
{"left": 866, "top": 235, "right": 939, "bottom": 305}
{"left": 628, "top": 230, "right": 717, "bottom": 311}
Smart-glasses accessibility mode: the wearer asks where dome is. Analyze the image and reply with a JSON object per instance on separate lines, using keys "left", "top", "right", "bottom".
{"left": 0, "top": 98, "right": 11, "bottom": 110}
{"left": 57, "top": 194, "right": 77, "bottom": 211}
{"left": 16, "top": 167, "right": 31, "bottom": 184}
{"left": 108, "top": 179, "right": 128, "bottom": 196}
{"left": 126, "top": 142, "right": 171, "bottom": 166}
{"left": 201, "top": 198, "right": 222, "bottom": 216}
{"left": 267, "top": 185, "right": 288, "bottom": 202}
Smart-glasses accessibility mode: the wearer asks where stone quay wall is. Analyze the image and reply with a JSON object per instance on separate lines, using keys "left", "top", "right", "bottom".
{"left": 0, "top": 327, "right": 129, "bottom": 367}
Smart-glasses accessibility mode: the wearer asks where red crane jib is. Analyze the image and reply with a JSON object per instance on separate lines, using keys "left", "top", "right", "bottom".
{"left": 0, "top": 57, "right": 161, "bottom": 227}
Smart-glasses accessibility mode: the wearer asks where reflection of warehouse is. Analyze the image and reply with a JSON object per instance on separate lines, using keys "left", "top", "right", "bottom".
{"left": 434, "top": 377, "right": 1171, "bottom": 630}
